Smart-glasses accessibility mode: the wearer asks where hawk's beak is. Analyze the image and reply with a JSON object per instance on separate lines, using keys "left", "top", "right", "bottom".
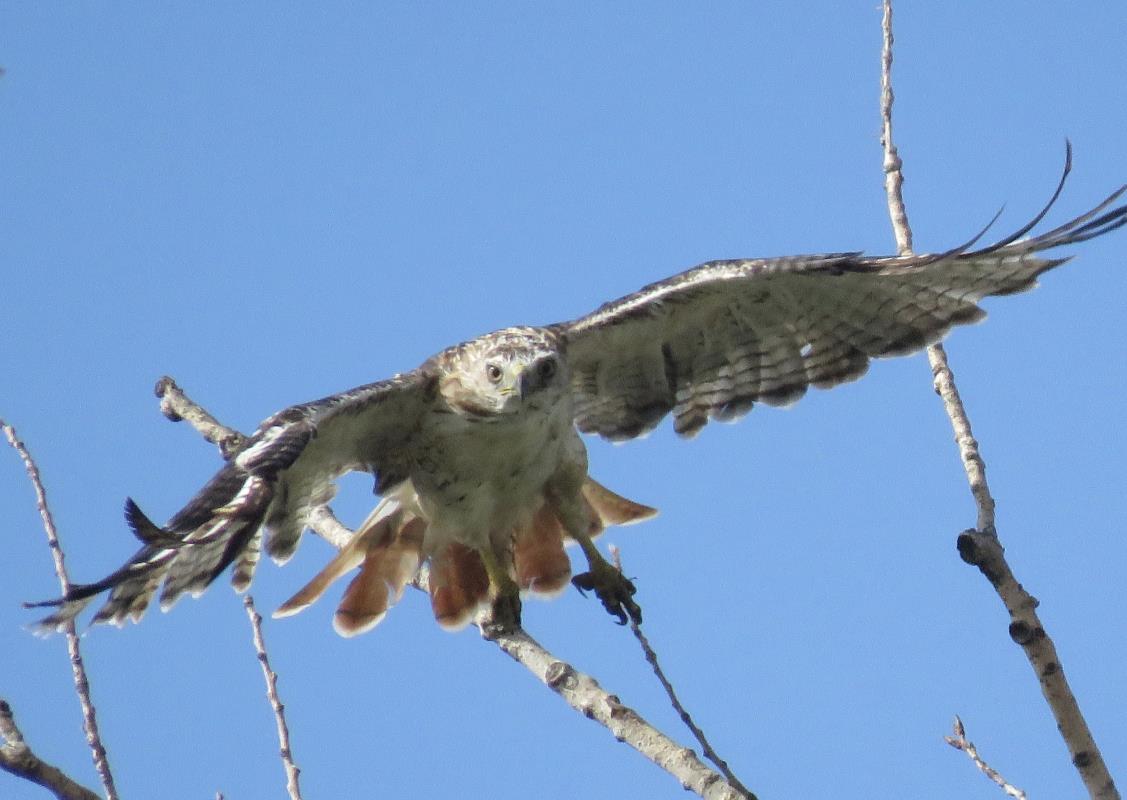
{"left": 518, "top": 367, "right": 546, "bottom": 400}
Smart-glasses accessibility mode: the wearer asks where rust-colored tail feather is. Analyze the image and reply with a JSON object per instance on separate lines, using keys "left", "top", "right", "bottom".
{"left": 513, "top": 504, "right": 571, "bottom": 597}
{"left": 429, "top": 542, "right": 489, "bottom": 630}
{"left": 333, "top": 518, "right": 424, "bottom": 637}
{"left": 273, "top": 537, "right": 370, "bottom": 619}
{"left": 274, "top": 500, "right": 402, "bottom": 620}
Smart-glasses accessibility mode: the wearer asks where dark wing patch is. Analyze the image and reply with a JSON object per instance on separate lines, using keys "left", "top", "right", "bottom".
{"left": 30, "top": 368, "right": 437, "bottom": 632}
{"left": 557, "top": 182, "right": 1126, "bottom": 441}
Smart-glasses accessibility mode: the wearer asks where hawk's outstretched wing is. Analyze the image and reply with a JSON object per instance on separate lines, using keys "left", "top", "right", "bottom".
{"left": 556, "top": 184, "right": 1126, "bottom": 441}
{"left": 32, "top": 369, "right": 437, "bottom": 630}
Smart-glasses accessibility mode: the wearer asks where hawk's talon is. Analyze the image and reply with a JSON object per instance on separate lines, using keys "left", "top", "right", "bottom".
{"left": 571, "top": 568, "right": 642, "bottom": 626}
{"left": 482, "top": 587, "right": 522, "bottom": 637}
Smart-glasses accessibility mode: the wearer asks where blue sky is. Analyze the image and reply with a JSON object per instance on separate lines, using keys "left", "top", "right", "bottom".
{"left": 2, "top": 4, "right": 1125, "bottom": 799}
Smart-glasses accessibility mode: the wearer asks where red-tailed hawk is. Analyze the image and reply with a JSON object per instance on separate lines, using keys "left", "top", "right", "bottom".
{"left": 31, "top": 172, "right": 1127, "bottom": 636}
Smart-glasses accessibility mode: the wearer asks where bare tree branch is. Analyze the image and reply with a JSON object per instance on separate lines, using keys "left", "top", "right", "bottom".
{"left": 878, "top": 4, "right": 1119, "bottom": 799}
{"left": 0, "top": 699, "right": 101, "bottom": 800}
{"left": 306, "top": 505, "right": 357, "bottom": 550}
{"left": 926, "top": 349, "right": 995, "bottom": 531}
{"left": 2, "top": 420, "right": 119, "bottom": 800}
{"left": 243, "top": 596, "right": 303, "bottom": 800}
{"left": 879, "top": 0, "right": 912, "bottom": 257}
{"left": 155, "top": 375, "right": 246, "bottom": 458}
{"left": 483, "top": 625, "right": 746, "bottom": 800}
{"left": 945, "top": 716, "right": 1027, "bottom": 799}
{"left": 159, "top": 378, "right": 749, "bottom": 800}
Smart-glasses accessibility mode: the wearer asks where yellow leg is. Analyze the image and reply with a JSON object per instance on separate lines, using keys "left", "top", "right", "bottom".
{"left": 478, "top": 546, "right": 522, "bottom": 634}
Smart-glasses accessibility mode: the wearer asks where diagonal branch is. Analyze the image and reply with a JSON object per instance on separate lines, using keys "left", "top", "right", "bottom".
{"left": 0, "top": 699, "right": 101, "bottom": 800}
{"left": 2, "top": 420, "right": 119, "bottom": 800}
{"left": 155, "top": 376, "right": 246, "bottom": 458}
{"left": 485, "top": 625, "right": 746, "bottom": 800}
{"left": 877, "top": 3, "right": 1119, "bottom": 799}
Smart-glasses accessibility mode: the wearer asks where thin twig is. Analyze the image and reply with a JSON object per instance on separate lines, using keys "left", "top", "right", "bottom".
{"left": 878, "top": 4, "right": 1119, "bottom": 799}
{"left": 945, "top": 716, "right": 1027, "bottom": 799}
{"left": 163, "top": 378, "right": 747, "bottom": 800}
{"left": 244, "top": 596, "right": 303, "bottom": 800}
{"left": 610, "top": 547, "right": 756, "bottom": 800}
{"left": 0, "top": 699, "right": 101, "bottom": 800}
{"left": 2, "top": 420, "right": 120, "bottom": 800}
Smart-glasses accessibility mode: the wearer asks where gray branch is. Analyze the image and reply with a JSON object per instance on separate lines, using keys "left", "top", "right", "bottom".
{"left": 487, "top": 626, "right": 747, "bottom": 800}
{"left": 155, "top": 375, "right": 246, "bottom": 458}
{"left": 878, "top": 4, "right": 1119, "bottom": 799}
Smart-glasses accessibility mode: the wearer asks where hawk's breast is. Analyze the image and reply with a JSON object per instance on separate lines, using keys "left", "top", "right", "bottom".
{"left": 410, "top": 395, "right": 582, "bottom": 547}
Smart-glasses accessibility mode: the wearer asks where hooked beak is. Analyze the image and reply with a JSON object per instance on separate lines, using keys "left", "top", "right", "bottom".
{"left": 518, "top": 366, "right": 549, "bottom": 400}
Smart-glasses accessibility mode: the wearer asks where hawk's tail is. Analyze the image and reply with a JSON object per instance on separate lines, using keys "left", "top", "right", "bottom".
{"left": 274, "top": 495, "right": 426, "bottom": 637}
{"left": 274, "top": 477, "right": 657, "bottom": 635}
{"left": 428, "top": 542, "right": 491, "bottom": 630}
{"left": 513, "top": 503, "right": 572, "bottom": 597}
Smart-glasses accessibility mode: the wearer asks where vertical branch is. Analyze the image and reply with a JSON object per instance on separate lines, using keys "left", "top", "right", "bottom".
{"left": 2, "top": 421, "right": 119, "bottom": 800}
{"left": 243, "top": 596, "right": 303, "bottom": 800}
{"left": 927, "top": 348, "right": 995, "bottom": 532}
{"left": 876, "top": 4, "right": 1119, "bottom": 799}
{"left": 880, "top": 0, "right": 912, "bottom": 257}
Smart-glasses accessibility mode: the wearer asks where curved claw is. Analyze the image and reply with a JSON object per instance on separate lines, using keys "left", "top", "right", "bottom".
{"left": 571, "top": 569, "right": 642, "bottom": 626}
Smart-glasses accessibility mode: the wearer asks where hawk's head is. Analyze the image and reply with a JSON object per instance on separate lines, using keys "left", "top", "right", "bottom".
{"left": 436, "top": 327, "right": 568, "bottom": 419}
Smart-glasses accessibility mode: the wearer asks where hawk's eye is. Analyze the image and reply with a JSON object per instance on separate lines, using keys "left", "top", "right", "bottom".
{"left": 538, "top": 359, "right": 557, "bottom": 380}
{"left": 486, "top": 363, "right": 503, "bottom": 383}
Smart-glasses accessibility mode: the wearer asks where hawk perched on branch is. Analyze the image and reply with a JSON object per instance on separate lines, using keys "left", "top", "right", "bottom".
{"left": 31, "top": 165, "right": 1127, "bottom": 636}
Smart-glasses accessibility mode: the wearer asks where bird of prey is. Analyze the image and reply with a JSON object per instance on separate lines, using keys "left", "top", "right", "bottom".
{"left": 31, "top": 164, "right": 1127, "bottom": 637}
